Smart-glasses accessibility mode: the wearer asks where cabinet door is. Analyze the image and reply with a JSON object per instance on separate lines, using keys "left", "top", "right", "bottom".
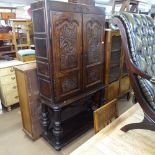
{"left": 83, "top": 14, "right": 105, "bottom": 91}
{"left": 52, "top": 12, "right": 82, "bottom": 102}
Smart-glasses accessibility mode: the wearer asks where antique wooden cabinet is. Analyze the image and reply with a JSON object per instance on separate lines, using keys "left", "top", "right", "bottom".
{"left": 104, "top": 29, "right": 130, "bottom": 102}
{"left": 0, "top": 60, "right": 23, "bottom": 111}
{"left": 15, "top": 62, "right": 42, "bottom": 140}
{"left": 31, "top": 0, "right": 105, "bottom": 150}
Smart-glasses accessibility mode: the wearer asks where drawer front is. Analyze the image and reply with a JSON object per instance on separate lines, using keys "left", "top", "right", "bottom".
{"left": 5, "top": 92, "right": 19, "bottom": 106}
{"left": 0, "top": 67, "right": 15, "bottom": 76}
{"left": 0, "top": 74, "right": 16, "bottom": 85}
{"left": 1, "top": 83, "right": 18, "bottom": 94}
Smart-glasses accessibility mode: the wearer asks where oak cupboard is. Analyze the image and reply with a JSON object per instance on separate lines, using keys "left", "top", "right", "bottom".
{"left": 104, "top": 29, "right": 130, "bottom": 102}
{"left": 15, "top": 62, "right": 43, "bottom": 140}
{"left": 31, "top": 0, "right": 105, "bottom": 150}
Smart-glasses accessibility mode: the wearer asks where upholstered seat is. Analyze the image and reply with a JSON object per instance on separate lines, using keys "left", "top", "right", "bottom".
{"left": 112, "top": 12, "right": 155, "bottom": 132}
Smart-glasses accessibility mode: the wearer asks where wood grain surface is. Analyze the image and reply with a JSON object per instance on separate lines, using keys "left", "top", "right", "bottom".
{"left": 70, "top": 103, "right": 155, "bottom": 155}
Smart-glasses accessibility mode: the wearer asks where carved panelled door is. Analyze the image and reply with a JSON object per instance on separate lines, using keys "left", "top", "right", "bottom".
{"left": 52, "top": 12, "right": 82, "bottom": 102}
{"left": 83, "top": 14, "right": 105, "bottom": 91}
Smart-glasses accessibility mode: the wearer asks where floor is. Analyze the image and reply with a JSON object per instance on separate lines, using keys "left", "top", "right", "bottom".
{"left": 0, "top": 97, "right": 133, "bottom": 155}
{"left": 71, "top": 103, "right": 155, "bottom": 155}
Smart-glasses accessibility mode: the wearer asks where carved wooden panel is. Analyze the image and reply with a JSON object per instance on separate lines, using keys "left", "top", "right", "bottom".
{"left": 39, "top": 78, "right": 52, "bottom": 101}
{"left": 83, "top": 14, "right": 105, "bottom": 91}
{"left": 86, "top": 66, "right": 102, "bottom": 87}
{"left": 51, "top": 12, "right": 82, "bottom": 101}
{"left": 58, "top": 72, "right": 79, "bottom": 95}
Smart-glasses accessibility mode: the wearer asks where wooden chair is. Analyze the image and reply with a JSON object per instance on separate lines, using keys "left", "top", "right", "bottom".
{"left": 94, "top": 99, "right": 118, "bottom": 133}
{"left": 112, "top": 0, "right": 139, "bottom": 13}
{"left": 112, "top": 12, "right": 155, "bottom": 132}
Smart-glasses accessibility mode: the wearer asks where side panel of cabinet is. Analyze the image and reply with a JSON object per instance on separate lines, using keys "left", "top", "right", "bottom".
{"left": 83, "top": 14, "right": 105, "bottom": 91}
{"left": 51, "top": 12, "right": 82, "bottom": 102}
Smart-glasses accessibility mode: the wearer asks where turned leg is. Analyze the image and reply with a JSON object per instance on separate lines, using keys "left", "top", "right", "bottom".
{"left": 52, "top": 106, "right": 63, "bottom": 151}
{"left": 42, "top": 104, "right": 50, "bottom": 136}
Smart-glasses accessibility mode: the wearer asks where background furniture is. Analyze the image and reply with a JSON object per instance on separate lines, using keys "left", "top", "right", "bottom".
{"left": 70, "top": 104, "right": 155, "bottom": 155}
{"left": 94, "top": 99, "right": 118, "bottom": 133}
{"left": 16, "top": 49, "right": 36, "bottom": 62}
{"left": 31, "top": 0, "right": 105, "bottom": 150}
{"left": 0, "top": 7, "right": 16, "bottom": 58}
{"left": 0, "top": 32, "right": 15, "bottom": 57}
{"left": 15, "top": 62, "right": 42, "bottom": 140}
{"left": 10, "top": 19, "right": 32, "bottom": 52}
{"left": 112, "top": 0, "right": 139, "bottom": 13}
{"left": 0, "top": 60, "right": 23, "bottom": 111}
{"left": 104, "top": 29, "right": 130, "bottom": 102}
{"left": 113, "top": 12, "right": 155, "bottom": 132}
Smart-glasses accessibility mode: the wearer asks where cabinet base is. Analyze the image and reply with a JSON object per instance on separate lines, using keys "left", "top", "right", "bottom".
{"left": 43, "top": 110, "right": 93, "bottom": 151}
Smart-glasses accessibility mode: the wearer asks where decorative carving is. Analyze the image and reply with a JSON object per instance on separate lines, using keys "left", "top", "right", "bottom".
{"left": 61, "top": 76, "right": 78, "bottom": 93}
{"left": 57, "top": 18, "right": 79, "bottom": 70}
{"left": 87, "top": 69, "right": 100, "bottom": 84}
{"left": 86, "top": 20, "right": 102, "bottom": 65}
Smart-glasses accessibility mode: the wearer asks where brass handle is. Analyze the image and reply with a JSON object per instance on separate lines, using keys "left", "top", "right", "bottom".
{"left": 13, "top": 86, "right": 17, "bottom": 89}
{"left": 11, "top": 77, "right": 15, "bottom": 80}
{"left": 10, "top": 67, "right": 14, "bottom": 72}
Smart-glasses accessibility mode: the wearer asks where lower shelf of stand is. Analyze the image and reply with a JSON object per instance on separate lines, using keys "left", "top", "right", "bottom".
{"left": 43, "top": 110, "right": 93, "bottom": 150}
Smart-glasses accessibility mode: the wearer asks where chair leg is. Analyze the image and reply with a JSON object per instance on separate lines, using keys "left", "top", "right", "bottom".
{"left": 121, "top": 115, "right": 155, "bottom": 132}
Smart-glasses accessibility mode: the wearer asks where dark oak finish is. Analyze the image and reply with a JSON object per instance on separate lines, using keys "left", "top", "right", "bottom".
{"left": 104, "top": 29, "right": 130, "bottom": 102}
{"left": 31, "top": 0, "right": 105, "bottom": 150}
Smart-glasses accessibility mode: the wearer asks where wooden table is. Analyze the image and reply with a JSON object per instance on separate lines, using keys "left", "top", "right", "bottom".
{"left": 70, "top": 103, "right": 155, "bottom": 155}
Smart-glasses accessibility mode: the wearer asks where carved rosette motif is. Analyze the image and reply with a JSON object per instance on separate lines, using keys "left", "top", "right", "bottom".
{"left": 87, "top": 68, "right": 100, "bottom": 84}
{"left": 86, "top": 20, "right": 102, "bottom": 65}
{"left": 58, "top": 18, "right": 78, "bottom": 70}
{"left": 61, "top": 76, "right": 78, "bottom": 93}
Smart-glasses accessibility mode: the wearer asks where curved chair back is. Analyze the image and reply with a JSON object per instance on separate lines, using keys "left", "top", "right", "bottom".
{"left": 112, "top": 12, "right": 155, "bottom": 126}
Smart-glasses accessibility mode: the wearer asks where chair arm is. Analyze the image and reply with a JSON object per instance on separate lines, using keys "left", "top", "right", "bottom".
{"left": 130, "top": 63, "right": 155, "bottom": 85}
{"left": 129, "top": 60, "right": 151, "bottom": 81}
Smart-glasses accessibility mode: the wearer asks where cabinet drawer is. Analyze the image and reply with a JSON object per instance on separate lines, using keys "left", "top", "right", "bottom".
{"left": 0, "top": 67, "right": 15, "bottom": 76}
{"left": 5, "top": 92, "right": 19, "bottom": 106}
{"left": 1, "top": 83, "right": 17, "bottom": 94}
{"left": 0, "top": 74, "right": 16, "bottom": 85}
